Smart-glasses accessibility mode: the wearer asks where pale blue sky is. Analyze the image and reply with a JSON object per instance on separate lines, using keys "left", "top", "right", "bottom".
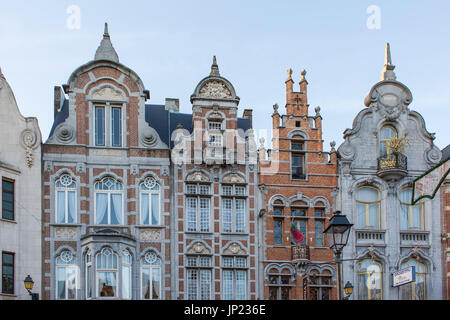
{"left": 0, "top": 0, "right": 449, "bottom": 150}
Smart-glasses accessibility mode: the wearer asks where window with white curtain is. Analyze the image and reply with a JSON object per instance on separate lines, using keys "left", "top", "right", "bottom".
{"left": 400, "top": 188, "right": 424, "bottom": 230}
{"left": 140, "top": 177, "right": 160, "bottom": 226}
{"left": 141, "top": 251, "right": 161, "bottom": 300}
{"left": 96, "top": 248, "right": 118, "bottom": 298}
{"left": 122, "top": 250, "right": 132, "bottom": 299}
{"left": 94, "top": 177, "right": 123, "bottom": 225}
{"left": 356, "top": 186, "right": 381, "bottom": 228}
{"left": 56, "top": 251, "right": 77, "bottom": 300}
{"left": 186, "top": 183, "right": 211, "bottom": 232}
{"left": 186, "top": 255, "right": 211, "bottom": 300}
{"left": 357, "top": 259, "right": 383, "bottom": 300}
{"left": 56, "top": 174, "right": 76, "bottom": 224}
{"left": 222, "top": 256, "right": 247, "bottom": 300}
{"left": 221, "top": 184, "right": 246, "bottom": 233}
{"left": 400, "top": 258, "right": 426, "bottom": 300}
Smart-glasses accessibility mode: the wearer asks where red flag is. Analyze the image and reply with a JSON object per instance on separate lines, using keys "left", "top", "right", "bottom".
{"left": 291, "top": 222, "right": 304, "bottom": 244}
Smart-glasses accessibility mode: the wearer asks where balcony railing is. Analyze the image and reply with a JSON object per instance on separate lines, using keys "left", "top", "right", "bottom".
{"left": 292, "top": 245, "right": 310, "bottom": 261}
{"left": 400, "top": 231, "right": 430, "bottom": 247}
{"left": 355, "top": 229, "right": 386, "bottom": 246}
{"left": 377, "top": 153, "right": 407, "bottom": 181}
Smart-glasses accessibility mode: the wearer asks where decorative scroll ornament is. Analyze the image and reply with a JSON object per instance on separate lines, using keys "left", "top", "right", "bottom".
{"left": 20, "top": 129, "right": 38, "bottom": 168}
{"left": 55, "top": 123, "right": 75, "bottom": 144}
{"left": 199, "top": 81, "right": 232, "bottom": 99}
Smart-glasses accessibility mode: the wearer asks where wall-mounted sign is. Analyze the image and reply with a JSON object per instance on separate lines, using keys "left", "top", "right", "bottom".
{"left": 392, "top": 266, "right": 416, "bottom": 287}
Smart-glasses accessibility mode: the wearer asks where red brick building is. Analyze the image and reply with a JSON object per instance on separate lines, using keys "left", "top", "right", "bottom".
{"left": 441, "top": 145, "right": 450, "bottom": 299}
{"left": 258, "top": 69, "right": 338, "bottom": 300}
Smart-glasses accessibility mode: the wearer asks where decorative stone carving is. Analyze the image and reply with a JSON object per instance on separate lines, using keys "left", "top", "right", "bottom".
{"left": 76, "top": 163, "right": 86, "bottom": 174}
{"left": 44, "top": 160, "right": 53, "bottom": 172}
{"left": 199, "top": 81, "right": 232, "bottom": 99}
{"left": 162, "top": 166, "right": 169, "bottom": 177}
{"left": 130, "top": 164, "right": 138, "bottom": 176}
{"left": 186, "top": 171, "right": 210, "bottom": 182}
{"left": 54, "top": 123, "right": 75, "bottom": 144}
{"left": 55, "top": 227, "right": 77, "bottom": 239}
{"left": 223, "top": 173, "right": 245, "bottom": 184}
{"left": 224, "top": 243, "right": 247, "bottom": 255}
{"left": 141, "top": 127, "right": 158, "bottom": 147}
{"left": 20, "top": 129, "right": 38, "bottom": 168}
{"left": 92, "top": 86, "right": 124, "bottom": 101}
{"left": 187, "top": 242, "right": 211, "bottom": 255}
{"left": 140, "top": 229, "right": 162, "bottom": 241}
{"left": 338, "top": 139, "right": 355, "bottom": 161}
{"left": 425, "top": 146, "right": 442, "bottom": 165}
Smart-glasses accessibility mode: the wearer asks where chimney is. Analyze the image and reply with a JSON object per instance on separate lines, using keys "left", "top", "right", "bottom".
{"left": 243, "top": 109, "right": 253, "bottom": 127}
{"left": 54, "top": 86, "right": 65, "bottom": 119}
{"left": 165, "top": 98, "right": 180, "bottom": 112}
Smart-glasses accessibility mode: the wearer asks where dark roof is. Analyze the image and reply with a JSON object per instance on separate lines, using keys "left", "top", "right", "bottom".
{"left": 48, "top": 99, "right": 69, "bottom": 140}
{"left": 443, "top": 144, "right": 450, "bottom": 161}
{"left": 145, "top": 104, "right": 252, "bottom": 149}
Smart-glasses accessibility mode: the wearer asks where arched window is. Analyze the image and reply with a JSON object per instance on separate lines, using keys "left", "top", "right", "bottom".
{"left": 357, "top": 259, "right": 383, "bottom": 300}
{"left": 85, "top": 250, "right": 92, "bottom": 299}
{"left": 94, "top": 177, "right": 123, "bottom": 225}
{"left": 56, "top": 251, "right": 77, "bottom": 300}
{"left": 400, "top": 258, "right": 426, "bottom": 300}
{"left": 56, "top": 174, "right": 76, "bottom": 223}
{"left": 267, "top": 267, "right": 294, "bottom": 300}
{"left": 140, "top": 177, "right": 161, "bottom": 225}
{"left": 399, "top": 188, "right": 424, "bottom": 230}
{"left": 96, "top": 248, "right": 118, "bottom": 298}
{"left": 308, "top": 268, "right": 332, "bottom": 300}
{"left": 141, "top": 251, "right": 161, "bottom": 300}
{"left": 122, "top": 250, "right": 132, "bottom": 299}
{"left": 356, "top": 186, "right": 381, "bottom": 228}
{"left": 380, "top": 125, "right": 397, "bottom": 158}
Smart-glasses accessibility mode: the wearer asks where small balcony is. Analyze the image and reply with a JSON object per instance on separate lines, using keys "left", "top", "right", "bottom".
{"left": 355, "top": 229, "right": 386, "bottom": 246}
{"left": 292, "top": 245, "right": 310, "bottom": 261}
{"left": 377, "top": 153, "right": 407, "bottom": 181}
{"left": 400, "top": 230, "right": 430, "bottom": 247}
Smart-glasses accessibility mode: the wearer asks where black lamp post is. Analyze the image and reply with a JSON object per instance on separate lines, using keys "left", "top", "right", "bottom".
{"left": 24, "top": 275, "right": 39, "bottom": 300}
{"left": 323, "top": 211, "right": 353, "bottom": 300}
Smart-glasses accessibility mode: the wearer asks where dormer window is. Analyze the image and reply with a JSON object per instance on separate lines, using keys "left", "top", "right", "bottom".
{"left": 94, "top": 103, "right": 123, "bottom": 147}
{"left": 208, "top": 121, "right": 223, "bottom": 131}
{"left": 379, "top": 125, "right": 397, "bottom": 159}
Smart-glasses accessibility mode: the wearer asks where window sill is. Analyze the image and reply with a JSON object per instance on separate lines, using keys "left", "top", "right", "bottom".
{"left": 221, "top": 232, "right": 249, "bottom": 236}
{"left": 50, "top": 223, "right": 82, "bottom": 227}
{"left": 135, "top": 225, "right": 165, "bottom": 229}
{"left": 0, "top": 218, "right": 17, "bottom": 224}
{"left": 185, "top": 231, "right": 213, "bottom": 235}
{"left": 0, "top": 293, "right": 17, "bottom": 298}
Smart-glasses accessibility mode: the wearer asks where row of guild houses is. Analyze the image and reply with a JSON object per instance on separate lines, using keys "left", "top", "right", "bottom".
{"left": 0, "top": 24, "right": 448, "bottom": 300}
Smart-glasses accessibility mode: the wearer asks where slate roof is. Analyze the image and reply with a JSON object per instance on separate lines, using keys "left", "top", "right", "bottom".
{"left": 48, "top": 102, "right": 252, "bottom": 149}
{"left": 443, "top": 144, "right": 450, "bottom": 161}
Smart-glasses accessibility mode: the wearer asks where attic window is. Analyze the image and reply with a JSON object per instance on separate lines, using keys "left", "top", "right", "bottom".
{"left": 295, "top": 121, "right": 301, "bottom": 128}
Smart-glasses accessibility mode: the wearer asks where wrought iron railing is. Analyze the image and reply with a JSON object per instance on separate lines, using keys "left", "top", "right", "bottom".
{"left": 377, "top": 152, "right": 407, "bottom": 171}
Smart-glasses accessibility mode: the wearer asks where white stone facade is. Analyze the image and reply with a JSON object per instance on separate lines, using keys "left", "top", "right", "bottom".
{"left": 0, "top": 69, "right": 42, "bottom": 300}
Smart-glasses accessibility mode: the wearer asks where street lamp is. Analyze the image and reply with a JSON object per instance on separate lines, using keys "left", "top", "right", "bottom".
{"left": 23, "top": 275, "right": 39, "bottom": 300}
{"left": 343, "top": 281, "right": 354, "bottom": 300}
{"left": 324, "top": 211, "right": 353, "bottom": 300}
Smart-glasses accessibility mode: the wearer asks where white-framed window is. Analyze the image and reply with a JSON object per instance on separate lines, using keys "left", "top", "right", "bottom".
{"left": 55, "top": 174, "right": 76, "bottom": 224}
{"left": 122, "top": 250, "right": 132, "bottom": 299}
{"left": 208, "top": 120, "right": 223, "bottom": 131}
{"left": 85, "top": 250, "right": 93, "bottom": 299}
{"left": 94, "top": 177, "right": 124, "bottom": 225}
{"left": 356, "top": 186, "right": 381, "bottom": 229}
{"left": 186, "top": 183, "right": 211, "bottom": 232}
{"left": 400, "top": 188, "right": 424, "bottom": 230}
{"left": 96, "top": 248, "right": 118, "bottom": 298}
{"left": 141, "top": 251, "right": 161, "bottom": 300}
{"left": 56, "top": 251, "right": 78, "bottom": 300}
{"left": 140, "top": 177, "right": 161, "bottom": 226}
{"left": 186, "top": 255, "right": 212, "bottom": 300}
{"left": 222, "top": 184, "right": 246, "bottom": 233}
{"left": 222, "top": 256, "right": 247, "bottom": 300}
{"left": 94, "top": 103, "right": 123, "bottom": 147}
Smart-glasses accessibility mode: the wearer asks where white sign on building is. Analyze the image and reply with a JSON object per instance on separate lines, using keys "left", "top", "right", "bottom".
{"left": 392, "top": 266, "right": 416, "bottom": 287}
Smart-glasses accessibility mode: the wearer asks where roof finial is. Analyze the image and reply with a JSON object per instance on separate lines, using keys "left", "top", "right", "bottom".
{"left": 210, "top": 55, "right": 220, "bottom": 76}
{"left": 300, "top": 69, "right": 307, "bottom": 82}
{"left": 95, "top": 22, "right": 119, "bottom": 63}
{"left": 381, "top": 42, "right": 396, "bottom": 81}
{"left": 287, "top": 68, "right": 293, "bottom": 81}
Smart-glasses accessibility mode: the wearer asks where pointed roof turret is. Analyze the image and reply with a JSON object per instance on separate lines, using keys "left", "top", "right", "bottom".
{"left": 210, "top": 55, "right": 220, "bottom": 76}
{"left": 380, "top": 42, "right": 396, "bottom": 81}
{"left": 94, "top": 23, "right": 119, "bottom": 63}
